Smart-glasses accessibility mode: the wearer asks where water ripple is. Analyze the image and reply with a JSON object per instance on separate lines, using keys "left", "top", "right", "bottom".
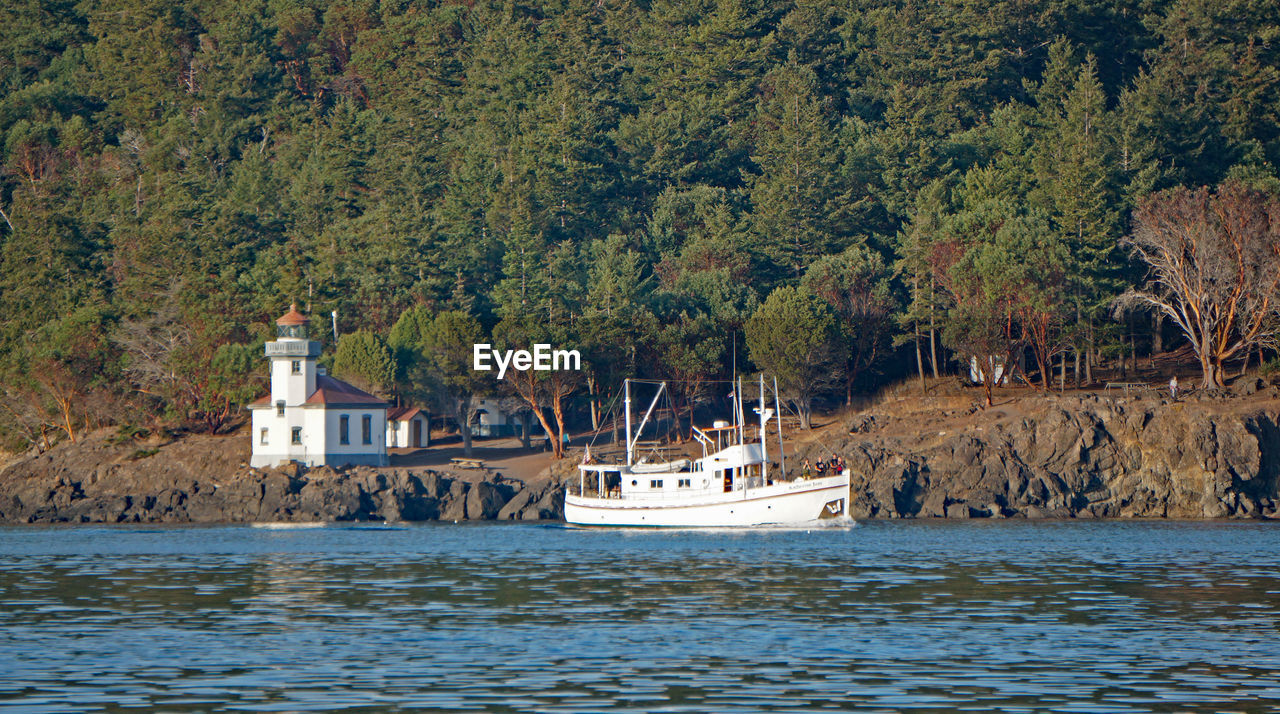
{"left": 0, "top": 521, "right": 1278, "bottom": 711}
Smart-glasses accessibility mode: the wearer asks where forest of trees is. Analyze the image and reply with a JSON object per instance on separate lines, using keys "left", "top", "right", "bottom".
{"left": 2, "top": 0, "right": 1279, "bottom": 450}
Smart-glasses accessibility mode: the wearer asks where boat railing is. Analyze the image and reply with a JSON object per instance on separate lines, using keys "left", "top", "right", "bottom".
{"left": 690, "top": 427, "right": 714, "bottom": 451}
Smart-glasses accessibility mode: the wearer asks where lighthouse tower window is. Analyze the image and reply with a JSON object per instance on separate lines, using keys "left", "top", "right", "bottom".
{"left": 291, "top": 360, "right": 301, "bottom": 374}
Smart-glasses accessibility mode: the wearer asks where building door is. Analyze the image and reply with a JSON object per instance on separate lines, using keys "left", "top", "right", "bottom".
{"left": 412, "top": 418, "right": 422, "bottom": 448}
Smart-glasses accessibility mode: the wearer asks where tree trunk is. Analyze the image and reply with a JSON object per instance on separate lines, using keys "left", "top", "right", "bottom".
{"left": 519, "top": 411, "right": 532, "bottom": 449}
{"left": 458, "top": 402, "right": 473, "bottom": 457}
{"left": 550, "top": 394, "right": 568, "bottom": 459}
{"left": 587, "top": 377, "right": 599, "bottom": 430}
{"left": 928, "top": 325, "right": 939, "bottom": 379}
{"left": 1199, "top": 351, "right": 1217, "bottom": 389}
{"left": 530, "top": 407, "right": 560, "bottom": 459}
{"left": 1074, "top": 303, "right": 1083, "bottom": 388}
{"left": 915, "top": 324, "right": 926, "bottom": 394}
{"left": 1033, "top": 346, "right": 1050, "bottom": 392}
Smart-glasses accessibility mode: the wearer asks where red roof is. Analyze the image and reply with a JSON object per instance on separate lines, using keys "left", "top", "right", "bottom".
{"left": 250, "top": 394, "right": 271, "bottom": 406}
{"left": 388, "top": 406, "right": 423, "bottom": 421}
{"left": 276, "top": 304, "right": 309, "bottom": 326}
{"left": 303, "top": 375, "right": 388, "bottom": 407}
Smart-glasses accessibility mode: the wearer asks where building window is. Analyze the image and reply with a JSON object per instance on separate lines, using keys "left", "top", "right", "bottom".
{"left": 362, "top": 415, "right": 372, "bottom": 445}
{"left": 291, "top": 427, "right": 302, "bottom": 445}
{"left": 276, "top": 401, "right": 285, "bottom": 417}
{"left": 291, "top": 360, "right": 301, "bottom": 374}
{"left": 260, "top": 428, "right": 269, "bottom": 445}
{"left": 339, "top": 415, "right": 349, "bottom": 445}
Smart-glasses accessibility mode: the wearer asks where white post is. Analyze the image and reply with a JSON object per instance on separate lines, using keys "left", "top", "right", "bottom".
{"left": 759, "top": 373, "right": 767, "bottom": 483}
{"left": 624, "top": 379, "right": 633, "bottom": 467}
{"left": 736, "top": 377, "right": 745, "bottom": 448}
{"left": 737, "top": 376, "right": 745, "bottom": 494}
{"left": 774, "top": 376, "right": 786, "bottom": 480}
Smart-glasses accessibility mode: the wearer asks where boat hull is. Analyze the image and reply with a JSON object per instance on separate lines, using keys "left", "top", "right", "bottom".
{"left": 563, "top": 475, "right": 849, "bottom": 527}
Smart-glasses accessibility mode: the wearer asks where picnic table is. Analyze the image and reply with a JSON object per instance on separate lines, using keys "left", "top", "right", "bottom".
{"left": 449, "top": 457, "right": 487, "bottom": 470}
{"left": 1103, "top": 382, "right": 1151, "bottom": 394}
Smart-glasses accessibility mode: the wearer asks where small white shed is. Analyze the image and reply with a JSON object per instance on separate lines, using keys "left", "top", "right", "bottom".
{"left": 387, "top": 406, "right": 429, "bottom": 449}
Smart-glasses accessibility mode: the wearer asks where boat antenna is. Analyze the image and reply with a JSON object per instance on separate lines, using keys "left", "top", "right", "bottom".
{"left": 736, "top": 375, "right": 745, "bottom": 450}
{"left": 774, "top": 375, "right": 786, "bottom": 479}
{"left": 624, "top": 378, "right": 633, "bottom": 467}
{"left": 758, "top": 373, "right": 768, "bottom": 483}
{"left": 731, "top": 330, "right": 736, "bottom": 393}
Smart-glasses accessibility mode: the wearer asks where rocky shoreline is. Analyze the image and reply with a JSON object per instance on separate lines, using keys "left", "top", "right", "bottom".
{"left": 0, "top": 431, "right": 562, "bottom": 524}
{"left": 5, "top": 388, "right": 1280, "bottom": 524}
{"left": 798, "top": 386, "right": 1280, "bottom": 520}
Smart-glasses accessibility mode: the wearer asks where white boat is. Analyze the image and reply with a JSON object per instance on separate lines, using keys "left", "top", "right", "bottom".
{"left": 564, "top": 376, "right": 850, "bottom": 527}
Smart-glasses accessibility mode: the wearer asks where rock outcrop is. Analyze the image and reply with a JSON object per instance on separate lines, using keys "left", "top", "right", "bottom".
{"left": 0, "top": 431, "right": 565, "bottom": 524}
{"left": 801, "top": 392, "right": 1280, "bottom": 519}
{"left": 9, "top": 390, "right": 1280, "bottom": 523}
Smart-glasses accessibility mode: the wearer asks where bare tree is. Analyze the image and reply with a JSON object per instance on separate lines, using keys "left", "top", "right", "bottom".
{"left": 1117, "top": 182, "right": 1280, "bottom": 388}
{"left": 115, "top": 292, "right": 190, "bottom": 404}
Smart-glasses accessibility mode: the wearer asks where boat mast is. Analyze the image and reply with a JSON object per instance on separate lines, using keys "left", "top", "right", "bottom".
{"left": 758, "top": 373, "right": 767, "bottom": 483}
{"left": 624, "top": 379, "right": 633, "bottom": 467}
{"left": 774, "top": 375, "right": 786, "bottom": 479}
{"left": 736, "top": 376, "right": 745, "bottom": 449}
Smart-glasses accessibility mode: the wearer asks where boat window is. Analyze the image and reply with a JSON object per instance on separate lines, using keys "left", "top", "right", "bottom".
{"left": 678, "top": 478, "right": 691, "bottom": 488}
{"left": 649, "top": 479, "right": 663, "bottom": 489}
{"left": 631, "top": 480, "right": 637, "bottom": 487}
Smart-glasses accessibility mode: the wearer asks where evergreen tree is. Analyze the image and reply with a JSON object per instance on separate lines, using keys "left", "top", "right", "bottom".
{"left": 801, "top": 244, "right": 897, "bottom": 404}
{"left": 333, "top": 329, "right": 395, "bottom": 396}
{"left": 745, "top": 285, "right": 840, "bottom": 429}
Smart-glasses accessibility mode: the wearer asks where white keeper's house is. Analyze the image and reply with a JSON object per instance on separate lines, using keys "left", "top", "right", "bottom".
{"left": 248, "top": 305, "right": 390, "bottom": 468}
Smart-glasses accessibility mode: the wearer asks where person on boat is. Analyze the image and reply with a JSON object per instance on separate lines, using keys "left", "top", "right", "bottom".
{"left": 801, "top": 458, "right": 812, "bottom": 479}
{"left": 815, "top": 458, "right": 827, "bottom": 475}
{"left": 836, "top": 457, "right": 847, "bottom": 476}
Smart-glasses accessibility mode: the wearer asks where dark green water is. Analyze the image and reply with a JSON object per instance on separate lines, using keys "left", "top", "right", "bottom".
{"left": 1, "top": 520, "right": 1278, "bottom": 712}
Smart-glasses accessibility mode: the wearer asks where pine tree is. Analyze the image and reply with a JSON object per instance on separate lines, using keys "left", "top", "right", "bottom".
{"left": 745, "top": 285, "right": 840, "bottom": 428}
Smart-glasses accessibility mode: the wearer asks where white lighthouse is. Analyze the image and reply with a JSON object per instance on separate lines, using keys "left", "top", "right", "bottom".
{"left": 248, "top": 305, "right": 389, "bottom": 469}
